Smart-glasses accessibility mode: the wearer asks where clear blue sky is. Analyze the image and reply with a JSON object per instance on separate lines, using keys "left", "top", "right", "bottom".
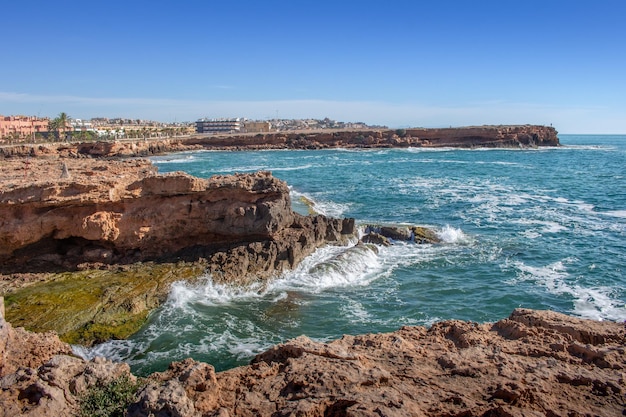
{"left": 1, "top": 0, "right": 625, "bottom": 133}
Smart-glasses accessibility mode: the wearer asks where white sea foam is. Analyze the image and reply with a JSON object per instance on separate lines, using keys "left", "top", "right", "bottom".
{"left": 264, "top": 164, "right": 314, "bottom": 172}
{"left": 73, "top": 338, "right": 139, "bottom": 362}
{"left": 310, "top": 199, "right": 351, "bottom": 218}
{"left": 511, "top": 260, "right": 626, "bottom": 321}
{"left": 540, "top": 221, "right": 568, "bottom": 234}
{"left": 151, "top": 153, "right": 197, "bottom": 164}
{"left": 562, "top": 144, "right": 617, "bottom": 151}
{"left": 602, "top": 210, "right": 626, "bottom": 219}
{"left": 288, "top": 187, "right": 350, "bottom": 217}
{"left": 339, "top": 298, "right": 371, "bottom": 323}
{"left": 437, "top": 225, "right": 470, "bottom": 244}
{"left": 271, "top": 243, "right": 381, "bottom": 293}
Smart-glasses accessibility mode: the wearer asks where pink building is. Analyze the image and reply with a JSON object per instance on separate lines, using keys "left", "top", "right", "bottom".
{"left": 0, "top": 115, "right": 49, "bottom": 141}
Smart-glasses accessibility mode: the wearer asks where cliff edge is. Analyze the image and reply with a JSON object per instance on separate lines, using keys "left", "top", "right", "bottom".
{"left": 0, "top": 125, "right": 559, "bottom": 159}
{"left": 0, "top": 158, "right": 354, "bottom": 276}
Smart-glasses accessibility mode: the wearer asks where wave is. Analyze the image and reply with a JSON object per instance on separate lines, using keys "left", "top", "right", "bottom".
{"left": 560, "top": 144, "right": 618, "bottom": 151}
{"left": 436, "top": 225, "right": 472, "bottom": 244}
{"left": 289, "top": 188, "right": 351, "bottom": 217}
{"left": 510, "top": 260, "right": 626, "bottom": 322}
{"left": 601, "top": 210, "right": 626, "bottom": 219}
{"left": 151, "top": 154, "right": 197, "bottom": 164}
{"left": 167, "top": 277, "right": 265, "bottom": 308}
{"left": 271, "top": 243, "right": 381, "bottom": 293}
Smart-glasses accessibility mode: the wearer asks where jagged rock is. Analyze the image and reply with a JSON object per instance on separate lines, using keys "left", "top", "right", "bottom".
{"left": 0, "top": 297, "right": 134, "bottom": 416}
{"left": 0, "top": 297, "right": 72, "bottom": 377}
{"left": 0, "top": 308, "right": 624, "bottom": 416}
{"left": 0, "top": 355, "right": 134, "bottom": 417}
{"left": 361, "top": 232, "right": 391, "bottom": 246}
{"left": 129, "top": 359, "right": 219, "bottom": 417}
{"left": 0, "top": 160, "right": 355, "bottom": 275}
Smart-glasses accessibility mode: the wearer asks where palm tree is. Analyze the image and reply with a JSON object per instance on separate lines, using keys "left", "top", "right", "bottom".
{"left": 50, "top": 112, "right": 70, "bottom": 142}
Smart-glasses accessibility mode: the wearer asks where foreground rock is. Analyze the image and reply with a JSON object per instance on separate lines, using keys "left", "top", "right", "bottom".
{"left": 2, "top": 302, "right": 624, "bottom": 416}
{"left": 0, "top": 159, "right": 354, "bottom": 344}
{"left": 362, "top": 224, "right": 441, "bottom": 246}
{"left": 1, "top": 299, "right": 134, "bottom": 416}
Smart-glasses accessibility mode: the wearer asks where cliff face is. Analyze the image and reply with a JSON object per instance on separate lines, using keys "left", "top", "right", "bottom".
{"left": 0, "top": 159, "right": 354, "bottom": 275}
{"left": 1, "top": 305, "right": 624, "bottom": 417}
{"left": 186, "top": 124, "right": 559, "bottom": 150}
{"left": 0, "top": 125, "right": 559, "bottom": 159}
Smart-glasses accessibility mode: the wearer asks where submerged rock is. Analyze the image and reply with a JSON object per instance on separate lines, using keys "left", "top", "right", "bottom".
{"left": 362, "top": 224, "right": 441, "bottom": 245}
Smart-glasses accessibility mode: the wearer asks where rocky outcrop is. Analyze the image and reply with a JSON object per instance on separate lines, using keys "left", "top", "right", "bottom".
{"left": 185, "top": 125, "right": 559, "bottom": 150}
{"left": 0, "top": 296, "right": 73, "bottom": 377}
{"left": 0, "top": 158, "right": 354, "bottom": 273}
{"left": 2, "top": 306, "right": 623, "bottom": 416}
{"left": 0, "top": 139, "right": 195, "bottom": 159}
{"left": 0, "top": 158, "right": 355, "bottom": 344}
{"left": 362, "top": 224, "right": 441, "bottom": 246}
{"left": 131, "top": 309, "right": 626, "bottom": 417}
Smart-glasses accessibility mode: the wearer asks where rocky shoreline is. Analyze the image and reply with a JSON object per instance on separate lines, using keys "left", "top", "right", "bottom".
{"left": 2, "top": 298, "right": 624, "bottom": 416}
{"left": 0, "top": 155, "right": 438, "bottom": 346}
{"left": 0, "top": 125, "right": 559, "bottom": 159}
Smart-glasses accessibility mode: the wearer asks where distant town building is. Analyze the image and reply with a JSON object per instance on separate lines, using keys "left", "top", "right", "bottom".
{"left": 196, "top": 118, "right": 242, "bottom": 134}
{"left": 0, "top": 115, "right": 49, "bottom": 140}
{"left": 70, "top": 118, "right": 94, "bottom": 131}
{"left": 243, "top": 121, "right": 271, "bottom": 133}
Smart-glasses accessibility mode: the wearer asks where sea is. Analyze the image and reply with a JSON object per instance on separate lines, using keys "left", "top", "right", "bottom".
{"left": 77, "top": 134, "right": 626, "bottom": 376}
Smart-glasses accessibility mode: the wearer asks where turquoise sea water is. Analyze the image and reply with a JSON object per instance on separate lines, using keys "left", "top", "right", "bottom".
{"left": 79, "top": 135, "right": 626, "bottom": 375}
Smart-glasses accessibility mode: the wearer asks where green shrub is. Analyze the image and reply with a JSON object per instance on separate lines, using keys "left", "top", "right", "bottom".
{"left": 79, "top": 375, "right": 140, "bottom": 417}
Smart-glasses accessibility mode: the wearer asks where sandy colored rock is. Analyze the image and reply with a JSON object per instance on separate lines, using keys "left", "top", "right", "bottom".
{"left": 1, "top": 307, "right": 624, "bottom": 416}
{"left": 0, "top": 125, "right": 559, "bottom": 160}
{"left": 129, "top": 309, "right": 625, "bottom": 417}
{"left": 0, "top": 297, "right": 72, "bottom": 377}
{"left": 0, "top": 159, "right": 354, "bottom": 275}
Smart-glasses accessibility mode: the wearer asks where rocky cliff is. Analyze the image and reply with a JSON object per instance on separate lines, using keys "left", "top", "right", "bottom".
{"left": 0, "top": 125, "right": 559, "bottom": 159}
{"left": 0, "top": 158, "right": 354, "bottom": 275}
{"left": 186, "top": 124, "right": 559, "bottom": 151}
{"left": 1, "top": 302, "right": 623, "bottom": 417}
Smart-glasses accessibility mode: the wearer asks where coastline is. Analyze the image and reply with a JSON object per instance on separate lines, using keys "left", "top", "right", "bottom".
{"left": 2, "top": 297, "right": 624, "bottom": 416}
{"left": 0, "top": 124, "right": 557, "bottom": 344}
{"left": 5, "top": 126, "right": 625, "bottom": 416}
{"left": 0, "top": 124, "right": 559, "bottom": 159}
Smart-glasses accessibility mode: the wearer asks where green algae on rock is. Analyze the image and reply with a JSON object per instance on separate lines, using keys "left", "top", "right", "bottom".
{"left": 3, "top": 262, "right": 206, "bottom": 345}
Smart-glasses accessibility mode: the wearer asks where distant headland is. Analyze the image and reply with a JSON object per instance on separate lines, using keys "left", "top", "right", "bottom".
{"left": 0, "top": 125, "right": 559, "bottom": 158}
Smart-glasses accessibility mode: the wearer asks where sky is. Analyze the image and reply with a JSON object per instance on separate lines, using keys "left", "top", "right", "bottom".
{"left": 1, "top": 0, "right": 625, "bottom": 133}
